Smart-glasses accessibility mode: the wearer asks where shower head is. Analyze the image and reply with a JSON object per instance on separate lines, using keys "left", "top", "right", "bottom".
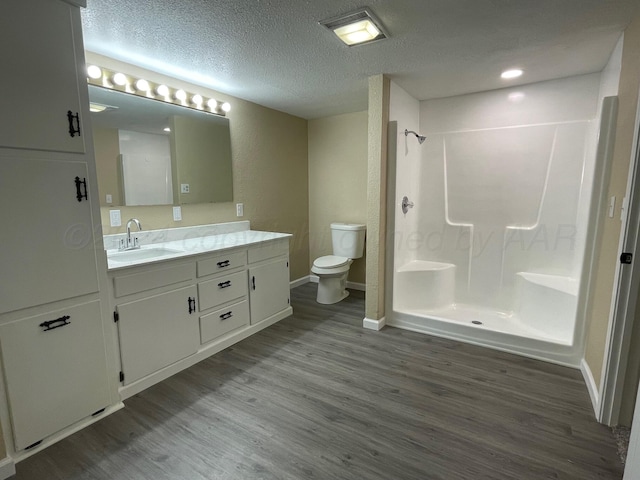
{"left": 405, "top": 129, "right": 426, "bottom": 144}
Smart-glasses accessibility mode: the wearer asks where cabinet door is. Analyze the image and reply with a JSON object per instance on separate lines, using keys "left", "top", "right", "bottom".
{"left": 0, "top": 156, "right": 99, "bottom": 314}
{"left": 117, "top": 285, "right": 199, "bottom": 385}
{"left": 249, "top": 259, "right": 290, "bottom": 325}
{"left": 0, "top": 0, "right": 85, "bottom": 153}
{"left": 0, "top": 301, "right": 110, "bottom": 451}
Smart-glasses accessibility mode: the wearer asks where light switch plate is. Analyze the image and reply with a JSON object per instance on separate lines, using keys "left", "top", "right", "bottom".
{"left": 181, "top": 184, "right": 190, "bottom": 194}
{"left": 173, "top": 206, "right": 182, "bottom": 221}
{"left": 236, "top": 203, "right": 244, "bottom": 217}
{"left": 105, "top": 194, "right": 113, "bottom": 204}
{"left": 110, "top": 209, "right": 121, "bottom": 227}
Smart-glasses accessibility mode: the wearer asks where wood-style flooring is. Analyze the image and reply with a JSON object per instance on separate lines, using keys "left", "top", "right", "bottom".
{"left": 15, "top": 284, "right": 624, "bottom": 479}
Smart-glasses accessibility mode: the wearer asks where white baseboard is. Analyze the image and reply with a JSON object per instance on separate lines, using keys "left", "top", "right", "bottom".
{"left": 309, "top": 274, "right": 366, "bottom": 291}
{"left": 290, "top": 275, "right": 311, "bottom": 289}
{"left": 363, "top": 316, "right": 386, "bottom": 331}
{"left": 581, "top": 358, "right": 600, "bottom": 417}
{"left": 0, "top": 457, "right": 15, "bottom": 480}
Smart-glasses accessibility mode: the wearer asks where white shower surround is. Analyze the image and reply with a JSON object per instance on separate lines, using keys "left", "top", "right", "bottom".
{"left": 387, "top": 74, "right": 608, "bottom": 367}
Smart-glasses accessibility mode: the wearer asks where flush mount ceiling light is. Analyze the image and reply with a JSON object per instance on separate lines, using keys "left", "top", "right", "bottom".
{"left": 319, "top": 8, "right": 388, "bottom": 46}
{"left": 501, "top": 69, "right": 523, "bottom": 79}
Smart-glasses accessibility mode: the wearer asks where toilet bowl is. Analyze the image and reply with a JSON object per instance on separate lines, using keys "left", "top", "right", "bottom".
{"left": 312, "top": 223, "right": 366, "bottom": 304}
{"left": 312, "top": 255, "right": 353, "bottom": 304}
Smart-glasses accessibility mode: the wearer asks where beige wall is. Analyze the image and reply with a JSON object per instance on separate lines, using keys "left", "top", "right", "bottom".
{"left": 366, "top": 75, "right": 390, "bottom": 320}
{"left": 90, "top": 53, "right": 310, "bottom": 281}
{"left": 308, "top": 111, "right": 368, "bottom": 283}
{"left": 94, "top": 127, "right": 121, "bottom": 206}
{"left": 585, "top": 16, "right": 640, "bottom": 393}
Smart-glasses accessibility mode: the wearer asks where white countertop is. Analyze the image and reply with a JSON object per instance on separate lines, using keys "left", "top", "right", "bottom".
{"left": 105, "top": 228, "right": 291, "bottom": 271}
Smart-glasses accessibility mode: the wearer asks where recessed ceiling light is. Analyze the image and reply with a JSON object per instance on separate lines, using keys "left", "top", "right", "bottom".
{"left": 501, "top": 69, "right": 523, "bottom": 79}
{"left": 320, "top": 8, "right": 388, "bottom": 46}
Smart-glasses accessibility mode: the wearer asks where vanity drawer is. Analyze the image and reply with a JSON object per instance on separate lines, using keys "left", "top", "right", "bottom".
{"left": 248, "top": 239, "right": 289, "bottom": 264}
{"left": 113, "top": 263, "right": 195, "bottom": 298}
{"left": 200, "top": 300, "right": 249, "bottom": 344}
{"left": 198, "top": 270, "right": 247, "bottom": 311}
{"left": 197, "top": 250, "right": 247, "bottom": 278}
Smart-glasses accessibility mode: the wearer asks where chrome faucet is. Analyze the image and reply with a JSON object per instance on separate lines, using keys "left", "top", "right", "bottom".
{"left": 120, "top": 218, "right": 142, "bottom": 250}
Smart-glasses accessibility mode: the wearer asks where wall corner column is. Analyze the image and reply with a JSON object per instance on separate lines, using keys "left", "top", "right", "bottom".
{"left": 365, "top": 75, "right": 391, "bottom": 322}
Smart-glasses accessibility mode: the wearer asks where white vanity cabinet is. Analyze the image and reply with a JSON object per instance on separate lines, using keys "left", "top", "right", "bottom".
{"left": 107, "top": 234, "right": 292, "bottom": 398}
{"left": 112, "top": 263, "right": 199, "bottom": 385}
{"left": 197, "top": 249, "right": 250, "bottom": 345}
{"left": 0, "top": 0, "right": 86, "bottom": 153}
{"left": 116, "top": 285, "right": 200, "bottom": 385}
{"left": 248, "top": 240, "right": 291, "bottom": 325}
{"left": 0, "top": 302, "right": 110, "bottom": 451}
{"left": 0, "top": 157, "right": 99, "bottom": 314}
{"left": 0, "top": 0, "right": 114, "bottom": 457}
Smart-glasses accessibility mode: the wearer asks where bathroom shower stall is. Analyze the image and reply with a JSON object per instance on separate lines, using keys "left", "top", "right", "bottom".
{"left": 386, "top": 71, "right": 620, "bottom": 366}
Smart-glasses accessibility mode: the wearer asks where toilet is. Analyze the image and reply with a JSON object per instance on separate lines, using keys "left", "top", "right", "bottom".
{"left": 312, "top": 223, "right": 366, "bottom": 304}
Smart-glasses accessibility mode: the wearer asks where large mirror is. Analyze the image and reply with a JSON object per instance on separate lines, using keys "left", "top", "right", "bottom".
{"left": 89, "top": 85, "right": 233, "bottom": 206}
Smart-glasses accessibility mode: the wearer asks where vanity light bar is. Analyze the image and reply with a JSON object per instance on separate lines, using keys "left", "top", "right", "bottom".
{"left": 85, "top": 65, "right": 230, "bottom": 116}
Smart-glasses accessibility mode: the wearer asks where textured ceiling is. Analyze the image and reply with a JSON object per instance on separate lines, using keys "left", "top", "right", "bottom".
{"left": 81, "top": 0, "right": 640, "bottom": 119}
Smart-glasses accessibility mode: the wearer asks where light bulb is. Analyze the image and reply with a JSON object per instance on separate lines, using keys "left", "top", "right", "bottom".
{"left": 501, "top": 69, "right": 523, "bottom": 79}
{"left": 191, "top": 94, "right": 203, "bottom": 106}
{"left": 87, "top": 65, "right": 102, "bottom": 80}
{"left": 175, "top": 89, "right": 187, "bottom": 101}
{"left": 207, "top": 99, "right": 218, "bottom": 110}
{"left": 156, "top": 84, "right": 170, "bottom": 97}
{"left": 135, "top": 79, "right": 150, "bottom": 92}
{"left": 221, "top": 102, "right": 231, "bottom": 113}
{"left": 112, "top": 72, "right": 127, "bottom": 86}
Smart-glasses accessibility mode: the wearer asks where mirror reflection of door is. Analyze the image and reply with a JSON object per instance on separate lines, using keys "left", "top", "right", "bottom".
{"left": 119, "top": 130, "right": 173, "bottom": 206}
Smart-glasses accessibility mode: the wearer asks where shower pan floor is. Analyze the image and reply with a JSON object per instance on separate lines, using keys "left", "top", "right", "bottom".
{"left": 396, "top": 303, "right": 573, "bottom": 346}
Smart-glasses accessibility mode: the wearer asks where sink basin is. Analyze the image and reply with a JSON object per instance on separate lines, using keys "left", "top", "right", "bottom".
{"left": 107, "top": 246, "right": 183, "bottom": 263}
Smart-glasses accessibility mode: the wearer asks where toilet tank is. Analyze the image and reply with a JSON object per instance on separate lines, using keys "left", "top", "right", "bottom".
{"left": 331, "top": 223, "right": 366, "bottom": 259}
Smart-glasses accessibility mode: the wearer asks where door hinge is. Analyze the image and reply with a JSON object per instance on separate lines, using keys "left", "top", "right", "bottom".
{"left": 620, "top": 252, "right": 633, "bottom": 265}
{"left": 119, "top": 371, "right": 124, "bottom": 382}
{"left": 287, "top": 261, "right": 289, "bottom": 268}
{"left": 113, "top": 311, "right": 119, "bottom": 322}
{"left": 287, "top": 297, "right": 290, "bottom": 305}
{"left": 25, "top": 440, "right": 42, "bottom": 450}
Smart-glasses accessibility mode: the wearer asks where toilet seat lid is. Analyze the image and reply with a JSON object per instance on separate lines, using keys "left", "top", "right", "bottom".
{"left": 313, "top": 255, "right": 350, "bottom": 268}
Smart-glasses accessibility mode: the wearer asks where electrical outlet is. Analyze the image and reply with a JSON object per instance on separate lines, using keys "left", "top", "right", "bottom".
{"left": 110, "top": 209, "right": 121, "bottom": 227}
{"left": 173, "top": 206, "right": 182, "bottom": 221}
{"left": 236, "top": 203, "right": 244, "bottom": 217}
{"left": 181, "top": 184, "right": 190, "bottom": 194}
{"left": 106, "top": 194, "right": 113, "bottom": 204}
